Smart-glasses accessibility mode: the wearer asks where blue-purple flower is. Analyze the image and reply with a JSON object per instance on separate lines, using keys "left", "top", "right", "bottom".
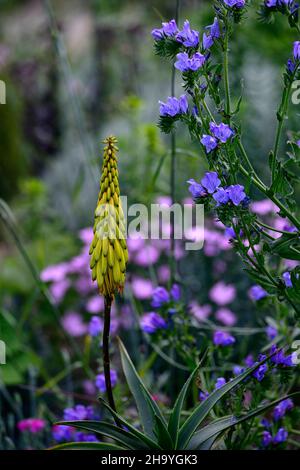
{"left": 210, "top": 122, "right": 234, "bottom": 143}
{"left": 187, "top": 179, "right": 207, "bottom": 198}
{"left": 176, "top": 20, "right": 199, "bottom": 47}
{"left": 261, "top": 430, "right": 273, "bottom": 447}
{"left": 201, "top": 172, "right": 221, "bottom": 194}
{"left": 174, "top": 52, "right": 205, "bottom": 72}
{"left": 63, "top": 404, "right": 97, "bottom": 421}
{"left": 170, "top": 284, "right": 181, "bottom": 301}
{"left": 227, "top": 184, "right": 246, "bottom": 206}
{"left": 213, "top": 330, "right": 236, "bottom": 346}
{"left": 215, "top": 377, "right": 226, "bottom": 389}
{"left": 266, "top": 325, "right": 278, "bottom": 340}
{"left": 200, "top": 134, "right": 218, "bottom": 153}
{"left": 151, "top": 19, "right": 178, "bottom": 40}
{"left": 253, "top": 362, "right": 268, "bottom": 382}
{"left": 159, "top": 95, "right": 188, "bottom": 117}
{"left": 88, "top": 316, "right": 103, "bottom": 336}
{"left": 95, "top": 370, "right": 118, "bottom": 393}
{"left": 273, "top": 427, "right": 288, "bottom": 444}
{"left": 223, "top": 0, "right": 246, "bottom": 8}
{"left": 282, "top": 271, "right": 292, "bottom": 288}
{"left": 213, "top": 188, "right": 230, "bottom": 205}
{"left": 293, "top": 41, "right": 300, "bottom": 61}
{"left": 152, "top": 286, "right": 170, "bottom": 307}
{"left": 140, "top": 312, "right": 167, "bottom": 334}
{"left": 273, "top": 398, "right": 293, "bottom": 421}
{"left": 203, "top": 18, "right": 220, "bottom": 50}
{"left": 249, "top": 285, "right": 268, "bottom": 301}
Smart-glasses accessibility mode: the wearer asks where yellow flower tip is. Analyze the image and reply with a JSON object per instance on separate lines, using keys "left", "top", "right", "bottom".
{"left": 90, "top": 136, "right": 128, "bottom": 298}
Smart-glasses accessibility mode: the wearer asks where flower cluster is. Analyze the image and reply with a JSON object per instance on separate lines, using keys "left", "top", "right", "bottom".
{"left": 159, "top": 95, "right": 188, "bottom": 117}
{"left": 152, "top": 19, "right": 199, "bottom": 48}
{"left": 175, "top": 52, "right": 206, "bottom": 72}
{"left": 17, "top": 418, "right": 46, "bottom": 434}
{"left": 201, "top": 122, "right": 235, "bottom": 153}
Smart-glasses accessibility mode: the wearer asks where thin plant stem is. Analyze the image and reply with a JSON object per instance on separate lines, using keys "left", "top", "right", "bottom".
{"left": 103, "top": 295, "right": 121, "bottom": 426}
{"left": 223, "top": 18, "right": 231, "bottom": 121}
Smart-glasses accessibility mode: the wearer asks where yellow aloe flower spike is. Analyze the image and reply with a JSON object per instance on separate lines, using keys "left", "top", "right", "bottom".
{"left": 89, "top": 136, "right": 128, "bottom": 298}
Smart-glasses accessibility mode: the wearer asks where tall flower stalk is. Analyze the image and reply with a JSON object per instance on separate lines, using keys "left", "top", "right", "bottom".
{"left": 89, "top": 136, "right": 128, "bottom": 415}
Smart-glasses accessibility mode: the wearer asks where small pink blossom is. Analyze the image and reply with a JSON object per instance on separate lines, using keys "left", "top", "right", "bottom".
{"left": 61, "top": 312, "right": 87, "bottom": 337}
{"left": 131, "top": 277, "right": 154, "bottom": 299}
{"left": 17, "top": 418, "right": 46, "bottom": 434}
{"left": 209, "top": 282, "right": 236, "bottom": 306}
{"left": 190, "top": 302, "right": 212, "bottom": 321}
{"left": 86, "top": 295, "right": 104, "bottom": 313}
{"left": 215, "top": 308, "right": 237, "bottom": 326}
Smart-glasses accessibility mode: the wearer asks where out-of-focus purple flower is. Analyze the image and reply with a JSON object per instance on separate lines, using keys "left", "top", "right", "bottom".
{"left": 131, "top": 277, "right": 154, "bottom": 299}
{"left": 61, "top": 312, "right": 87, "bottom": 337}
{"left": 249, "top": 285, "right": 268, "bottom": 301}
{"left": 209, "top": 281, "right": 236, "bottom": 305}
{"left": 261, "top": 430, "right": 273, "bottom": 447}
{"left": 266, "top": 325, "right": 278, "bottom": 340}
{"left": 287, "top": 59, "right": 296, "bottom": 74}
{"left": 261, "top": 418, "right": 271, "bottom": 428}
{"left": 17, "top": 418, "right": 46, "bottom": 433}
{"left": 215, "top": 377, "right": 226, "bottom": 389}
{"left": 273, "top": 428, "right": 288, "bottom": 444}
{"left": 210, "top": 122, "right": 234, "bottom": 143}
{"left": 282, "top": 271, "right": 292, "bottom": 288}
{"left": 265, "top": 0, "right": 278, "bottom": 6}
{"left": 175, "top": 52, "right": 205, "bottom": 72}
{"left": 49, "top": 279, "right": 71, "bottom": 304}
{"left": 273, "top": 398, "right": 294, "bottom": 421}
{"left": 170, "top": 284, "right": 181, "bottom": 301}
{"left": 227, "top": 184, "right": 246, "bottom": 206}
{"left": 253, "top": 362, "right": 268, "bottom": 382}
{"left": 203, "top": 33, "right": 214, "bottom": 50}
{"left": 245, "top": 354, "right": 255, "bottom": 367}
{"left": 190, "top": 302, "right": 212, "bottom": 321}
{"left": 216, "top": 308, "right": 237, "bottom": 326}
{"left": 159, "top": 95, "right": 188, "bottom": 117}
{"left": 296, "top": 139, "right": 300, "bottom": 148}
{"left": 52, "top": 425, "right": 74, "bottom": 443}
{"left": 151, "top": 19, "right": 178, "bottom": 40}
{"left": 88, "top": 316, "right": 103, "bottom": 336}
{"left": 223, "top": 0, "right": 246, "bottom": 7}
{"left": 201, "top": 172, "right": 221, "bottom": 194}
{"left": 213, "top": 330, "right": 236, "bottom": 346}
{"left": 64, "top": 404, "right": 96, "bottom": 421}
{"left": 40, "top": 262, "right": 69, "bottom": 282}
{"left": 293, "top": 41, "right": 300, "bottom": 60}
{"left": 152, "top": 286, "right": 170, "bottom": 307}
{"left": 187, "top": 179, "right": 206, "bottom": 198}
{"left": 213, "top": 187, "right": 230, "bottom": 205}
{"left": 199, "top": 391, "right": 209, "bottom": 401}
{"left": 95, "top": 370, "right": 118, "bottom": 393}
{"left": 176, "top": 20, "right": 199, "bottom": 47}
{"left": 158, "top": 265, "right": 171, "bottom": 283}
{"left": 135, "top": 245, "right": 160, "bottom": 267}
{"left": 74, "top": 432, "right": 99, "bottom": 442}
{"left": 200, "top": 134, "right": 218, "bottom": 153}
{"left": 233, "top": 365, "right": 244, "bottom": 375}
{"left": 251, "top": 199, "right": 278, "bottom": 215}
{"left": 86, "top": 295, "right": 104, "bottom": 313}
{"left": 79, "top": 227, "right": 93, "bottom": 245}
{"left": 140, "top": 312, "right": 167, "bottom": 334}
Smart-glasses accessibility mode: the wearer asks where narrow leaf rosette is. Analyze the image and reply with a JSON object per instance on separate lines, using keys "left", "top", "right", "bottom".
{"left": 89, "top": 136, "right": 128, "bottom": 297}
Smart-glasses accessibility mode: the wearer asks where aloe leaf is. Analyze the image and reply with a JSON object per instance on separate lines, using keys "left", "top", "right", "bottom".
{"left": 178, "top": 355, "right": 270, "bottom": 449}
{"left": 118, "top": 338, "right": 167, "bottom": 439}
{"left": 186, "top": 392, "right": 300, "bottom": 450}
{"left": 168, "top": 351, "right": 207, "bottom": 446}
{"left": 154, "top": 415, "right": 174, "bottom": 449}
{"left": 56, "top": 420, "right": 149, "bottom": 450}
{"left": 51, "top": 441, "right": 126, "bottom": 450}
{"left": 99, "top": 397, "right": 161, "bottom": 449}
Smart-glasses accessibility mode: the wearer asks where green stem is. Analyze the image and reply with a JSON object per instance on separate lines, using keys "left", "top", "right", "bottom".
{"left": 223, "top": 20, "right": 231, "bottom": 121}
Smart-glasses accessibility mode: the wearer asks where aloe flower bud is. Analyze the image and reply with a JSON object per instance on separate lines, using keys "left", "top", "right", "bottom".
{"left": 89, "top": 136, "right": 128, "bottom": 297}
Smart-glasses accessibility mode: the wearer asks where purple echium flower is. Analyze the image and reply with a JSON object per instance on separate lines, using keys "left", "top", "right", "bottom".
{"left": 174, "top": 52, "right": 205, "bottom": 72}
{"left": 223, "top": 0, "right": 246, "bottom": 7}
{"left": 287, "top": 59, "right": 296, "bottom": 74}
{"left": 273, "top": 399, "right": 294, "bottom": 421}
{"left": 213, "top": 330, "right": 236, "bottom": 346}
{"left": 200, "top": 134, "right": 218, "bottom": 153}
{"left": 293, "top": 41, "right": 300, "bottom": 60}
{"left": 176, "top": 20, "right": 199, "bottom": 47}
{"left": 203, "top": 33, "right": 214, "bottom": 50}
{"left": 265, "top": 0, "right": 277, "bottom": 6}
{"left": 253, "top": 355, "right": 268, "bottom": 382}
{"left": 282, "top": 271, "right": 292, "bottom": 287}
{"left": 273, "top": 428, "right": 288, "bottom": 444}
{"left": 213, "top": 187, "right": 230, "bottom": 205}
{"left": 159, "top": 95, "right": 188, "bottom": 117}
{"left": 249, "top": 284, "right": 268, "bottom": 301}
{"left": 210, "top": 122, "right": 234, "bottom": 143}
{"left": 201, "top": 172, "right": 221, "bottom": 194}
{"left": 63, "top": 404, "right": 96, "bottom": 421}
{"left": 187, "top": 179, "right": 206, "bottom": 198}
{"left": 214, "top": 377, "right": 226, "bottom": 389}
{"left": 227, "top": 184, "right": 246, "bottom": 206}
{"left": 151, "top": 19, "right": 178, "bottom": 40}
{"left": 95, "top": 370, "right": 118, "bottom": 393}
{"left": 170, "top": 284, "right": 181, "bottom": 301}
{"left": 203, "top": 18, "right": 220, "bottom": 50}
{"left": 266, "top": 325, "right": 278, "bottom": 340}
{"left": 140, "top": 312, "right": 167, "bottom": 334}
{"left": 152, "top": 286, "right": 170, "bottom": 307}
{"left": 88, "top": 316, "right": 103, "bottom": 336}
{"left": 261, "top": 431, "right": 273, "bottom": 447}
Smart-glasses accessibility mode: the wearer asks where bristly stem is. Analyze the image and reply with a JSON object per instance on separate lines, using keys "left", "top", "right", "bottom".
{"left": 103, "top": 295, "right": 120, "bottom": 426}
{"left": 169, "top": 0, "right": 181, "bottom": 285}
{"left": 223, "top": 17, "right": 231, "bottom": 122}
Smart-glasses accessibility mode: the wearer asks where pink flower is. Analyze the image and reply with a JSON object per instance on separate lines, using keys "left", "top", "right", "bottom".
{"left": 40, "top": 263, "right": 69, "bottom": 283}
{"left": 78, "top": 227, "right": 94, "bottom": 245}
{"left": 215, "top": 308, "right": 237, "bottom": 326}
{"left": 156, "top": 196, "right": 172, "bottom": 206}
{"left": 17, "top": 418, "right": 46, "bottom": 433}
{"left": 134, "top": 245, "right": 160, "bottom": 267}
{"left": 49, "top": 279, "right": 71, "bottom": 304}
{"left": 131, "top": 277, "right": 154, "bottom": 299}
{"left": 251, "top": 199, "right": 278, "bottom": 215}
{"left": 127, "top": 236, "right": 145, "bottom": 253}
{"left": 209, "top": 282, "right": 236, "bottom": 306}
{"left": 157, "top": 265, "right": 171, "bottom": 283}
{"left": 86, "top": 296, "right": 104, "bottom": 313}
{"left": 190, "top": 302, "right": 212, "bottom": 321}
{"left": 61, "top": 312, "right": 87, "bottom": 337}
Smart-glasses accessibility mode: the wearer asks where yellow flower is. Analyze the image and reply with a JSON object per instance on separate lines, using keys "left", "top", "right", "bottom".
{"left": 89, "top": 136, "right": 128, "bottom": 297}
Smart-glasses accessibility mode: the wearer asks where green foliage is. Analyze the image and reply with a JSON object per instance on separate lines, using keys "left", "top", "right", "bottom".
{"left": 54, "top": 341, "right": 299, "bottom": 450}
